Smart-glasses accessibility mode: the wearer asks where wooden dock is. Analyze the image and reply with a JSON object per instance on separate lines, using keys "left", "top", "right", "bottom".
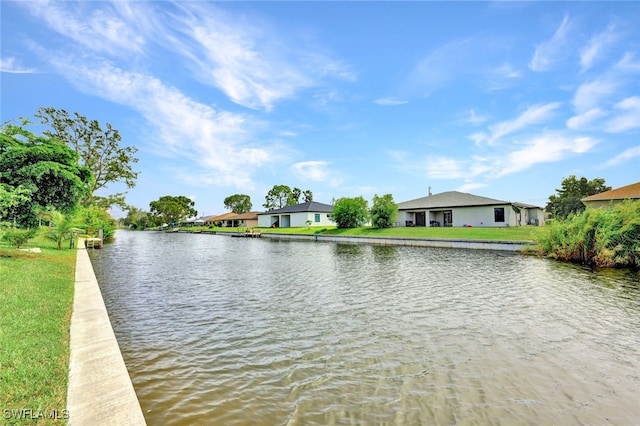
{"left": 84, "top": 229, "right": 104, "bottom": 248}
{"left": 85, "top": 237, "right": 103, "bottom": 249}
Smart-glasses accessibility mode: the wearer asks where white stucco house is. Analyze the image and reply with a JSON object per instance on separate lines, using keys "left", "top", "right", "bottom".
{"left": 397, "top": 191, "right": 545, "bottom": 228}
{"left": 257, "top": 201, "right": 334, "bottom": 228}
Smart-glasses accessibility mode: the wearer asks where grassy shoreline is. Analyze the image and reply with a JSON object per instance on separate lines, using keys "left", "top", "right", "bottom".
{"left": 0, "top": 235, "right": 75, "bottom": 424}
{"left": 173, "top": 224, "right": 545, "bottom": 242}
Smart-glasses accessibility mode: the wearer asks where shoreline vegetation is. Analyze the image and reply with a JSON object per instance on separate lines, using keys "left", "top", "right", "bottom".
{"left": 0, "top": 234, "right": 75, "bottom": 424}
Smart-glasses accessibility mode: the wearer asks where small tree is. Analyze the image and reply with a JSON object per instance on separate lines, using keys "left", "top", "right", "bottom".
{"left": 332, "top": 196, "right": 369, "bottom": 228}
{"left": 1, "top": 227, "right": 38, "bottom": 249}
{"left": 546, "top": 176, "right": 611, "bottom": 219}
{"left": 370, "top": 194, "right": 398, "bottom": 228}
{"left": 45, "top": 210, "right": 82, "bottom": 250}
{"left": 224, "top": 194, "right": 252, "bottom": 214}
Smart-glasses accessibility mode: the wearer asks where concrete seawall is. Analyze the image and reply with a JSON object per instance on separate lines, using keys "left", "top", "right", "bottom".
{"left": 261, "top": 233, "right": 534, "bottom": 252}
{"left": 67, "top": 242, "right": 146, "bottom": 425}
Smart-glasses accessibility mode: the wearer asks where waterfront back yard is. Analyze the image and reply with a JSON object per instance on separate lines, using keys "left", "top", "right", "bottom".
{"left": 0, "top": 235, "right": 74, "bottom": 424}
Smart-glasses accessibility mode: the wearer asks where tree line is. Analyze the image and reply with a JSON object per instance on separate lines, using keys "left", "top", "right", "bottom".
{"left": 1, "top": 108, "right": 139, "bottom": 249}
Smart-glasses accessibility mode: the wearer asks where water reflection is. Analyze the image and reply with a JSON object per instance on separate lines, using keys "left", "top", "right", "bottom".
{"left": 90, "top": 231, "right": 640, "bottom": 425}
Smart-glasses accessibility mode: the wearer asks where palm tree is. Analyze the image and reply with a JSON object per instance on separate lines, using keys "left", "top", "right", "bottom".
{"left": 46, "top": 210, "right": 82, "bottom": 250}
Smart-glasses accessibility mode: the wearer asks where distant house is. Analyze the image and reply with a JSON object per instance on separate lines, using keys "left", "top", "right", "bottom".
{"left": 257, "top": 201, "right": 334, "bottom": 228}
{"left": 183, "top": 217, "right": 206, "bottom": 226}
{"left": 581, "top": 181, "right": 640, "bottom": 209}
{"left": 204, "top": 211, "right": 260, "bottom": 227}
{"left": 204, "top": 212, "right": 236, "bottom": 227}
{"left": 230, "top": 211, "right": 260, "bottom": 228}
{"left": 397, "top": 191, "right": 545, "bottom": 228}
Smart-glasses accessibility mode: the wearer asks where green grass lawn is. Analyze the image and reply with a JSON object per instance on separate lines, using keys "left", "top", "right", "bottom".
{"left": 191, "top": 225, "right": 545, "bottom": 242}
{"left": 0, "top": 234, "right": 75, "bottom": 424}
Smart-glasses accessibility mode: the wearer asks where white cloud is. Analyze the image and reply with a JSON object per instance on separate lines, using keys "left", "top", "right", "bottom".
{"left": 486, "top": 102, "right": 562, "bottom": 144}
{"left": 469, "top": 132, "right": 488, "bottom": 146}
{"left": 580, "top": 23, "right": 618, "bottom": 72}
{"left": 566, "top": 108, "right": 607, "bottom": 130}
{"left": 0, "top": 57, "right": 36, "bottom": 73}
{"left": 172, "top": 3, "right": 353, "bottom": 111}
{"left": 604, "top": 96, "right": 640, "bottom": 133}
{"left": 374, "top": 98, "right": 408, "bottom": 106}
{"left": 457, "top": 182, "right": 487, "bottom": 193}
{"left": 425, "top": 157, "right": 467, "bottom": 179}
{"left": 615, "top": 52, "right": 640, "bottom": 72}
{"left": 530, "top": 15, "right": 572, "bottom": 72}
{"left": 292, "top": 161, "right": 327, "bottom": 180}
{"left": 405, "top": 38, "right": 476, "bottom": 97}
{"left": 483, "top": 62, "right": 521, "bottom": 91}
{"left": 19, "top": 0, "right": 148, "bottom": 56}
{"left": 497, "top": 134, "right": 597, "bottom": 177}
{"left": 602, "top": 145, "right": 640, "bottom": 167}
{"left": 39, "top": 52, "right": 280, "bottom": 187}
{"left": 465, "top": 110, "right": 489, "bottom": 125}
{"left": 392, "top": 132, "right": 597, "bottom": 184}
{"left": 572, "top": 78, "right": 620, "bottom": 112}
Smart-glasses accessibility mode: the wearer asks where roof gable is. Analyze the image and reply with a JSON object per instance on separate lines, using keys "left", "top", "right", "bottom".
{"left": 582, "top": 182, "right": 640, "bottom": 201}
{"left": 258, "top": 201, "right": 334, "bottom": 215}
{"left": 204, "top": 212, "right": 236, "bottom": 221}
{"left": 397, "top": 191, "right": 509, "bottom": 210}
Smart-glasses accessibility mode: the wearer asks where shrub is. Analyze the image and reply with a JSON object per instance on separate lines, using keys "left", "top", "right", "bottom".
{"left": 370, "top": 194, "right": 398, "bottom": 229}
{"left": 1, "top": 227, "right": 38, "bottom": 249}
{"left": 332, "top": 197, "right": 369, "bottom": 228}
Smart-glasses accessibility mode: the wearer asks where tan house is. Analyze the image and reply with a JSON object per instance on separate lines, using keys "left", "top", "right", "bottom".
{"left": 204, "top": 211, "right": 260, "bottom": 227}
{"left": 230, "top": 211, "right": 260, "bottom": 228}
{"left": 397, "top": 191, "right": 545, "bottom": 228}
{"left": 204, "top": 212, "right": 236, "bottom": 226}
{"left": 581, "top": 181, "right": 640, "bottom": 209}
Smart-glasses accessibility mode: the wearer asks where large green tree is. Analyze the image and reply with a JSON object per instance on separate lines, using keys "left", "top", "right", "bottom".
{"left": 0, "top": 124, "right": 92, "bottom": 227}
{"left": 35, "top": 107, "right": 139, "bottom": 208}
{"left": 263, "top": 185, "right": 313, "bottom": 210}
{"left": 263, "top": 185, "right": 292, "bottom": 210}
{"left": 332, "top": 196, "right": 369, "bottom": 228}
{"left": 149, "top": 195, "right": 197, "bottom": 226}
{"left": 546, "top": 175, "right": 611, "bottom": 219}
{"left": 370, "top": 194, "right": 398, "bottom": 228}
{"left": 224, "top": 194, "right": 252, "bottom": 213}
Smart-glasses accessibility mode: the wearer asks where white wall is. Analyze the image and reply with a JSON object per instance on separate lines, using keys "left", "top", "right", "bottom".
{"left": 290, "top": 212, "right": 334, "bottom": 227}
{"left": 400, "top": 204, "right": 518, "bottom": 227}
{"left": 258, "top": 212, "right": 334, "bottom": 227}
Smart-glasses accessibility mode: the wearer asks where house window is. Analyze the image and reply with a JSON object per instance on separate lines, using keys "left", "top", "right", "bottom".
{"left": 314, "top": 213, "right": 320, "bottom": 223}
{"left": 494, "top": 207, "right": 505, "bottom": 222}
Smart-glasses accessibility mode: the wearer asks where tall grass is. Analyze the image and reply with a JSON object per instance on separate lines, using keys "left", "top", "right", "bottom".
{"left": 538, "top": 200, "right": 640, "bottom": 268}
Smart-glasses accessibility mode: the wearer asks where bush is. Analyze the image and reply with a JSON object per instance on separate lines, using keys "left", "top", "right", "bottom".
{"left": 1, "top": 227, "right": 38, "bottom": 248}
{"left": 371, "top": 194, "right": 398, "bottom": 228}
{"left": 332, "top": 197, "right": 369, "bottom": 228}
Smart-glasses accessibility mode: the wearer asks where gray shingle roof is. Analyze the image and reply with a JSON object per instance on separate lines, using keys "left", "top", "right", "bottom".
{"left": 258, "top": 201, "right": 334, "bottom": 215}
{"left": 397, "top": 191, "right": 510, "bottom": 210}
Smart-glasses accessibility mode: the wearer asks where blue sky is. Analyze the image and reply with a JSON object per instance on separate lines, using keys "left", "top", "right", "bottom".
{"left": 2, "top": 1, "right": 639, "bottom": 218}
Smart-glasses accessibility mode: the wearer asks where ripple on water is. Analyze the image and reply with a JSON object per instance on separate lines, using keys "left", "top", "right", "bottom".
{"left": 90, "top": 231, "right": 640, "bottom": 425}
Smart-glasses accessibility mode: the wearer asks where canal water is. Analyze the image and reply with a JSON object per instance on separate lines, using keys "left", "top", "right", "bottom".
{"left": 89, "top": 230, "right": 640, "bottom": 425}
